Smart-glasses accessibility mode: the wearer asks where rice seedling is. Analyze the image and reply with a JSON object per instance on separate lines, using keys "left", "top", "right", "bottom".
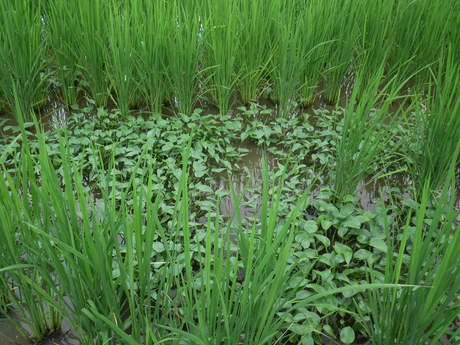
{"left": 236, "top": 0, "right": 279, "bottom": 104}
{"left": 44, "top": 0, "right": 80, "bottom": 106}
{"left": 361, "top": 167, "right": 460, "bottom": 345}
{"left": 0, "top": 135, "right": 62, "bottom": 340}
{"left": 201, "top": 0, "right": 239, "bottom": 115}
{"left": 412, "top": 49, "right": 460, "bottom": 193}
{"left": 0, "top": 129, "right": 129, "bottom": 344}
{"left": 135, "top": 0, "right": 169, "bottom": 113}
{"left": 74, "top": 0, "right": 109, "bottom": 107}
{"left": 296, "top": 2, "right": 333, "bottom": 107}
{"left": 353, "top": 1, "right": 392, "bottom": 98}
{"left": 333, "top": 63, "right": 417, "bottom": 200}
{"left": 162, "top": 159, "right": 315, "bottom": 345}
{"left": 0, "top": 0, "right": 46, "bottom": 120}
{"left": 1, "top": 1, "right": 460, "bottom": 344}
{"left": 164, "top": 2, "right": 202, "bottom": 115}
{"left": 410, "top": 1, "right": 454, "bottom": 87}
{"left": 106, "top": 0, "right": 138, "bottom": 115}
{"left": 270, "top": 3, "right": 306, "bottom": 117}
{"left": 385, "top": 0, "right": 449, "bottom": 87}
{"left": 322, "top": 0, "right": 360, "bottom": 104}
{"left": 0, "top": 273, "right": 10, "bottom": 315}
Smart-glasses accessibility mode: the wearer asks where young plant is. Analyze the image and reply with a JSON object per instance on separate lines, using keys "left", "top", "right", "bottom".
{"left": 322, "top": 0, "right": 360, "bottom": 104}
{"left": 164, "top": 2, "right": 202, "bottom": 115}
{"left": 44, "top": 0, "right": 80, "bottom": 106}
{"left": 106, "top": 1, "right": 139, "bottom": 116}
{"left": 362, "top": 167, "right": 460, "bottom": 345}
{"left": 0, "top": 0, "right": 46, "bottom": 120}
{"left": 413, "top": 50, "right": 460, "bottom": 193}
{"left": 354, "top": 0, "right": 392, "bottom": 99}
{"left": 333, "top": 64, "right": 415, "bottom": 199}
{"left": 74, "top": 0, "right": 109, "bottom": 107}
{"left": 201, "top": 0, "right": 239, "bottom": 115}
{"left": 297, "top": 2, "right": 333, "bottom": 106}
{"left": 135, "top": 0, "right": 169, "bottom": 113}
{"left": 0, "top": 129, "right": 62, "bottom": 341}
{"left": 271, "top": 3, "right": 306, "bottom": 117}
{"left": 236, "top": 0, "right": 279, "bottom": 104}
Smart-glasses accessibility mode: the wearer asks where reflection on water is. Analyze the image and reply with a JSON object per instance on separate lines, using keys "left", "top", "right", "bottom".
{"left": 216, "top": 141, "right": 276, "bottom": 221}
{"left": 356, "top": 174, "right": 413, "bottom": 212}
{"left": 212, "top": 140, "right": 457, "bottom": 218}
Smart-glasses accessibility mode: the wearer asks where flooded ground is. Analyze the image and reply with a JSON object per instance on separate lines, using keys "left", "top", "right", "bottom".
{"left": 1, "top": 96, "right": 459, "bottom": 345}
{"left": 0, "top": 317, "right": 79, "bottom": 345}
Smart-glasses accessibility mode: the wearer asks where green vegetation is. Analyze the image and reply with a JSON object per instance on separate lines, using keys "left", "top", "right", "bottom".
{"left": 0, "top": 0, "right": 459, "bottom": 344}
{"left": 363, "top": 169, "right": 460, "bottom": 345}
{"left": 1, "top": 0, "right": 458, "bottom": 115}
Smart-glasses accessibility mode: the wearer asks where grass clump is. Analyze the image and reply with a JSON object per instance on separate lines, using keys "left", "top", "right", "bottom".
{"left": 363, "top": 167, "right": 460, "bottom": 345}
{"left": 0, "top": 0, "right": 46, "bottom": 119}
{"left": 412, "top": 50, "right": 460, "bottom": 192}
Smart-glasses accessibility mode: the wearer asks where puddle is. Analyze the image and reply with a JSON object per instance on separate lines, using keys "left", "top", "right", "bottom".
{"left": 0, "top": 316, "right": 79, "bottom": 345}
{"left": 216, "top": 141, "right": 277, "bottom": 220}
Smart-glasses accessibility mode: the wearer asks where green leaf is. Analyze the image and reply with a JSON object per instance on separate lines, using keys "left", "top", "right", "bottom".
{"left": 305, "top": 220, "right": 318, "bottom": 234}
{"left": 296, "top": 233, "right": 312, "bottom": 249}
{"left": 152, "top": 242, "right": 165, "bottom": 253}
{"left": 321, "top": 219, "right": 333, "bottom": 231}
{"left": 354, "top": 249, "right": 374, "bottom": 263}
{"left": 333, "top": 243, "right": 353, "bottom": 264}
{"left": 342, "top": 216, "right": 362, "bottom": 229}
{"left": 323, "top": 324, "right": 334, "bottom": 336}
{"left": 300, "top": 335, "right": 314, "bottom": 345}
{"left": 315, "top": 234, "right": 330, "bottom": 247}
{"left": 370, "top": 238, "right": 387, "bottom": 252}
{"left": 340, "top": 327, "right": 355, "bottom": 344}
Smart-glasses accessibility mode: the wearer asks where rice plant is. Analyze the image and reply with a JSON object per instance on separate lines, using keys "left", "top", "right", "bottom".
{"left": 74, "top": 0, "right": 109, "bottom": 107}
{"left": 353, "top": 1, "right": 392, "bottom": 98}
{"left": 0, "top": 0, "right": 46, "bottom": 119}
{"left": 201, "top": 0, "right": 239, "bottom": 115}
{"left": 333, "top": 63, "right": 417, "bottom": 200}
{"left": 44, "top": 0, "right": 80, "bottom": 106}
{"left": 0, "top": 128, "right": 138, "bottom": 344}
{"left": 322, "top": 0, "right": 360, "bottom": 104}
{"left": 297, "top": 2, "right": 333, "bottom": 106}
{"left": 236, "top": 0, "right": 279, "bottom": 104}
{"left": 0, "top": 136, "right": 62, "bottom": 341}
{"left": 135, "top": 0, "right": 169, "bottom": 113}
{"left": 164, "top": 2, "right": 202, "bottom": 115}
{"left": 106, "top": 0, "right": 138, "bottom": 115}
{"left": 271, "top": 3, "right": 306, "bottom": 117}
{"left": 362, "top": 167, "right": 460, "bottom": 345}
{"left": 413, "top": 49, "right": 460, "bottom": 193}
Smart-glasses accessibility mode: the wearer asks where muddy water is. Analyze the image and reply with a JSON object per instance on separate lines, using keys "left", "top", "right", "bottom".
{"left": 1, "top": 98, "right": 459, "bottom": 345}
{"left": 215, "top": 140, "right": 417, "bottom": 218}
{"left": 216, "top": 141, "right": 278, "bottom": 220}
{"left": 0, "top": 317, "right": 79, "bottom": 345}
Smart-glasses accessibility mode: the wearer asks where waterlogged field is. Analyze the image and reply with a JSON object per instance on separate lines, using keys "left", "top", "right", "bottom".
{"left": 1, "top": 0, "right": 459, "bottom": 345}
